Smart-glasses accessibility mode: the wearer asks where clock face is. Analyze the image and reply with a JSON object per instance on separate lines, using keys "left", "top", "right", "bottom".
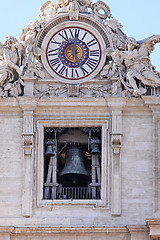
{"left": 41, "top": 22, "right": 106, "bottom": 83}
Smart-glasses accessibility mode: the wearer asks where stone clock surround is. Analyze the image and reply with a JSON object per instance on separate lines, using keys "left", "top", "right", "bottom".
{"left": 37, "top": 14, "right": 112, "bottom": 84}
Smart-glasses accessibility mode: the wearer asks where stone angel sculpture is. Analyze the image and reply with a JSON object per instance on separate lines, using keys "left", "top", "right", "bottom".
{"left": 116, "top": 35, "right": 160, "bottom": 95}
{"left": 0, "top": 36, "right": 25, "bottom": 96}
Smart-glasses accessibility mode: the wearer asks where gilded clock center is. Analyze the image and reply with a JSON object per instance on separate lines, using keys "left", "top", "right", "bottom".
{"left": 58, "top": 39, "right": 89, "bottom": 68}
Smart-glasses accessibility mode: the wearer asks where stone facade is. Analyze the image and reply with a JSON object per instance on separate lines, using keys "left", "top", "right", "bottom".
{"left": 0, "top": 0, "right": 160, "bottom": 239}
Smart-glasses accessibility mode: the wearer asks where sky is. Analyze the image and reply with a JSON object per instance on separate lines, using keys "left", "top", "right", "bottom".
{"left": 0, "top": 0, "right": 159, "bottom": 70}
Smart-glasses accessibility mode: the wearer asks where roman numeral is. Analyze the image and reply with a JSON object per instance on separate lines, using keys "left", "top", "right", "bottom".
{"left": 71, "top": 69, "right": 80, "bottom": 78}
{"left": 81, "top": 32, "right": 88, "bottom": 41}
{"left": 69, "top": 29, "right": 74, "bottom": 38}
{"left": 55, "top": 63, "right": 61, "bottom": 71}
{"left": 87, "top": 39, "right": 97, "bottom": 47}
{"left": 58, "top": 66, "right": 68, "bottom": 77}
{"left": 90, "top": 50, "right": 100, "bottom": 57}
{"left": 51, "top": 40, "right": 61, "bottom": 45}
{"left": 58, "top": 30, "right": 68, "bottom": 40}
{"left": 48, "top": 48, "right": 59, "bottom": 56}
{"left": 86, "top": 58, "right": 98, "bottom": 70}
{"left": 75, "top": 29, "right": 80, "bottom": 38}
{"left": 49, "top": 58, "right": 60, "bottom": 67}
{"left": 81, "top": 66, "right": 89, "bottom": 76}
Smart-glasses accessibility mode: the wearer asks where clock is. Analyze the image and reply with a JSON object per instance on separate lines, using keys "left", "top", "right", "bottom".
{"left": 41, "top": 21, "right": 107, "bottom": 84}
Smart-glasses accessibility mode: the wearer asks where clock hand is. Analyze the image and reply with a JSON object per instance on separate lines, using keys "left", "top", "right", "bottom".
{"left": 72, "top": 35, "right": 78, "bottom": 56}
{"left": 72, "top": 35, "right": 85, "bottom": 75}
{"left": 74, "top": 54, "right": 85, "bottom": 75}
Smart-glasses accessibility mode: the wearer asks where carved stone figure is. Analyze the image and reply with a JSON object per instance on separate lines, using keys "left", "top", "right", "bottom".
{"left": 19, "top": 20, "right": 45, "bottom": 78}
{"left": 100, "top": 62, "right": 113, "bottom": 80}
{"left": 0, "top": 36, "right": 23, "bottom": 82}
{"left": 116, "top": 36, "right": 160, "bottom": 95}
{"left": 0, "top": 36, "right": 25, "bottom": 96}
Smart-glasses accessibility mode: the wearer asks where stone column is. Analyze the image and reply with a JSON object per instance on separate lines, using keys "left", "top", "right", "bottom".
{"left": 18, "top": 98, "right": 37, "bottom": 217}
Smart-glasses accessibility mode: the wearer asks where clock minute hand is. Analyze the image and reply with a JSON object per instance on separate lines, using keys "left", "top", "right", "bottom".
{"left": 72, "top": 35, "right": 78, "bottom": 56}
{"left": 72, "top": 36, "right": 85, "bottom": 75}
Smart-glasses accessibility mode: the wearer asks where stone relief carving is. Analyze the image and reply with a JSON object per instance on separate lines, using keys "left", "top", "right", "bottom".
{"left": 0, "top": 0, "right": 160, "bottom": 98}
{"left": 39, "top": 0, "right": 92, "bottom": 20}
{"left": 0, "top": 19, "right": 46, "bottom": 97}
{"left": 92, "top": 0, "right": 112, "bottom": 20}
{"left": 104, "top": 19, "right": 126, "bottom": 50}
{"left": 35, "top": 83, "right": 111, "bottom": 98}
{"left": 38, "top": 0, "right": 112, "bottom": 21}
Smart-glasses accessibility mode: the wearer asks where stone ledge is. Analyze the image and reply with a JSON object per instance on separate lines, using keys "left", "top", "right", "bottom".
{"left": 0, "top": 227, "right": 14, "bottom": 233}
{"left": 13, "top": 226, "right": 129, "bottom": 234}
{"left": 127, "top": 225, "right": 149, "bottom": 232}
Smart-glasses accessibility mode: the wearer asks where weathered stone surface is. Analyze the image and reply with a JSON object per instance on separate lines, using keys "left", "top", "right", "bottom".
{"left": 0, "top": 0, "right": 160, "bottom": 239}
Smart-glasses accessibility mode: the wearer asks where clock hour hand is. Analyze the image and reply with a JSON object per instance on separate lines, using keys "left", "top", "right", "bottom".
{"left": 74, "top": 54, "right": 85, "bottom": 75}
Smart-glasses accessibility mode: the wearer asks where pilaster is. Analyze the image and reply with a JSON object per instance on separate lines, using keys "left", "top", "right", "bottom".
{"left": 146, "top": 102, "right": 160, "bottom": 214}
{"left": 127, "top": 226, "right": 149, "bottom": 240}
{"left": 107, "top": 98, "right": 126, "bottom": 216}
{"left": 18, "top": 98, "right": 37, "bottom": 217}
{"left": 22, "top": 77, "right": 37, "bottom": 96}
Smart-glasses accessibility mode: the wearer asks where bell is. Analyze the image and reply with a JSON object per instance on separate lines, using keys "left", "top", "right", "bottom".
{"left": 90, "top": 138, "right": 100, "bottom": 155}
{"left": 45, "top": 139, "right": 55, "bottom": 156}
{"left": 60, "top": 145, "right": 89, "bottom": 187}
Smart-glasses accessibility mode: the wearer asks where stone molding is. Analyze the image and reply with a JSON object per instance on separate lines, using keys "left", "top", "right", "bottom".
{"left": 0, "top": 226, "right": 151, "bottom": 239}
{"left": 108, "top": 102, "right": 125, "bottom": 216}
{"left": 18, "top": 99, "right": 37, "bottom": 217}
{"left": 13, "top": 226, "right": 129, "bottom": 234}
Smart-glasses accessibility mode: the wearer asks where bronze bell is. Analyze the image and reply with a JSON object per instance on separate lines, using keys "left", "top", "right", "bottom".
{"left": 45, "top": 139, "right": 55, "bottom": 156}
{"left": 90, "top": 138, "right": 100, "bottom": 155}
{"left": 60, "top": 145, "right": 89, "bottom": 187}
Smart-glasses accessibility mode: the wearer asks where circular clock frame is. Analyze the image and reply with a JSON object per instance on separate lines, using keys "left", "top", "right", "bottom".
{"left": 41, "top": 21, "right": 107, "bottom": 84}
